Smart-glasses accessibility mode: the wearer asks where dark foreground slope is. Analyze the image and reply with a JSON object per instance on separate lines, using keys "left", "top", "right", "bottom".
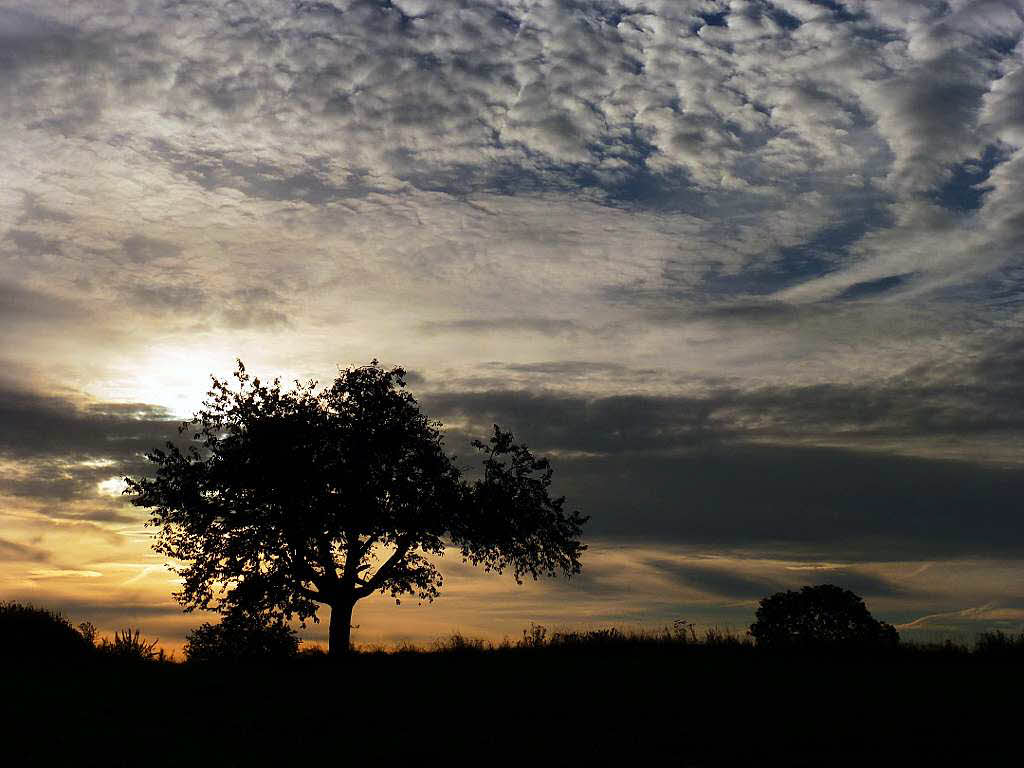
{"left": 4, "top": 639, "right": 1022, "bottom": 767}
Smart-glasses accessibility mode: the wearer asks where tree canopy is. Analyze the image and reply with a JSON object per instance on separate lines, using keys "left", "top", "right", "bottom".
{"left": 749, "top": 584, "right": 899, "bottom": 650}
{"left": 127, "top": 361, "right": 587, "bottom": 654}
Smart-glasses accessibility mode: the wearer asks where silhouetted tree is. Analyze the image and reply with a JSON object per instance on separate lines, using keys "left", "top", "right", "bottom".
{"left": 128, "top": 360, "right": 587, "bottom": 655}
{"left": 184, "top": 611, "right": 299, "bottom": 663}
{"left": 750, "top": 584, "right": 899, "bottom": 650}
{"left": 0, "top": 601, "right": 94, "bottom": 660}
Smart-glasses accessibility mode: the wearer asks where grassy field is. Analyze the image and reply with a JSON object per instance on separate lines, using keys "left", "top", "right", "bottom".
{"left": 4, "top": 628, "right": 1023, "bottom": 766}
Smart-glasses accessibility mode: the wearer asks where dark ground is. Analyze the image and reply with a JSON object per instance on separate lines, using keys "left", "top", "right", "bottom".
{"left": 3, "top": 643, "right": 1021, "bottom": 766}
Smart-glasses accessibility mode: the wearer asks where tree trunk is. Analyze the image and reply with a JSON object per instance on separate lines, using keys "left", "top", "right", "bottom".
{"left": 328, "top": 599, "right": 355, "bottom": 656}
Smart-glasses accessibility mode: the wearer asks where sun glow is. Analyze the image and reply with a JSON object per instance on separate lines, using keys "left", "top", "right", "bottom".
{"left": 85, "top": 337, "right": 325, "bottom": 419}
{"left": 88, "top": 341, "right": 262, "bottom": 418}
{"left": 97, "top": 476, "right": 128, "bottom": 497}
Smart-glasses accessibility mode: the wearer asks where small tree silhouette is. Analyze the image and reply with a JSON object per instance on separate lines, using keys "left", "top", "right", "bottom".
{"left": 184, "top": 611, "right": 299, "bottom": 663}
{"left": 128, "top": 360, "right": 587, "bottom": 655}
{"left": 750, "top": 584, "right": 899, "bottom": 650}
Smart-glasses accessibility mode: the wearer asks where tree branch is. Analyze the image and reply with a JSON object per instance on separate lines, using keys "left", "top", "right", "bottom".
{"left": 354, "top": 534, "right": 414, "bottom": 599}
{"left": 357, "top": 532, "right": 382, "bottom": 558}
{"left": 316, "top": 533, "right": 339, "bottom": 586}
{"left": 296, "top": 583, "right": 328, "bottom": 604}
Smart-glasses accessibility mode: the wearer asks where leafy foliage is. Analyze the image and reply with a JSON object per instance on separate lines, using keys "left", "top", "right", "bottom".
{"left": 184, "top": 612, "right": 300, "bottom": 663}
{"left": 127, "top": 360, "right": 587, "bottom": 653}
{"left": 97, "top": 627, "right": 163, "bottom": 661}
{"left": 0, "top": 601, "right": 94, "bottom": 660}
{"left": 749, "top": 584, "right": 899, "bottom": 650}
{"left": 457, "top": 428, "right": 587, "bottom": 582}
{"left": 78, "top": 621, "right": 97, "bottom": 645}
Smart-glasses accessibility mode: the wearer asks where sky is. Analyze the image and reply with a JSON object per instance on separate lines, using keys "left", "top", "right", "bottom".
{"left": 2, "top": 0, "right": 1024, "bottom": 652}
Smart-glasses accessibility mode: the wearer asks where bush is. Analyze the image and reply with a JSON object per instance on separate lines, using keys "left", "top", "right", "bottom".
{"left": 975, "top": 630, "right": 1024, "bottom": 657}
{"left": 0, "top": 601, "right": 94, "bottom": 660}
{"left": 97, "top": 627, "right": 163, "bottom": 661}
{"left": 750, "top": 585, "right": 899, "bottom": 651}
{"left": 184, "top": 612, "right": 299, "bottom": 663}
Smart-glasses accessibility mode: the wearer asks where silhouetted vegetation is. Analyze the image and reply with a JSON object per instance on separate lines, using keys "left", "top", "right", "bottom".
{"left": 3, "top": 599, "right": 1021, "bottom": 765}
{"left": 0, "top": 601, "right": 93, "bottom": 660}
{"left": 4, "top": 599, "right": 1020, "bottom": 664}
{"left": 418, "top": 622, "right": 754, "bottom": 656}
{"left": 184, "top": 611, "right": 299, "bottom": 663}
{"left": 96, "top": 626, "right": 164, "bottom": 662}
{"left": 0, "top": 602, "right": 170, "bottom": 666}
{"left": 127, "top": 360, "right": 586, "bottom": 655}
{"left": 749, "top": 584, "right": 899, "bottom": 650}
{"left": 975, "top": 628, "right": 1024, "bottom": 657}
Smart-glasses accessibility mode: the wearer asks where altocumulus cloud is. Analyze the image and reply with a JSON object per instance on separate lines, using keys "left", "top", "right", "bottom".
{"left": 4, "top": 1, "right": 1024, "bottom": 327}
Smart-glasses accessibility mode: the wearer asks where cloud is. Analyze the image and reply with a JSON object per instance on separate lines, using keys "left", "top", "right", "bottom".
{"left": 419, "top": 342, "right": 1024, "bottom": 560}
{"left": 0, "top": 382, "right": 178, "bottom": 522}
{"left": 120, "top": 234, "right": 181, "bottom": 264}
{"left": 643, "top": 556, "right": 913, "bottom": 600}
{"left": 0, "top": 281, "right": 90, "bottom": 327}
{"left": 836, "top": 272, "right": 914, "bottom": 300}
{"left": 427, "top": 330, "right": 1024, "bottom": 457}
{"left": 3, "top": 0, "right": 1021, "bottom": 374}
{"left": 26, "top": 568, "right": 103, "bottom": 579}
{"left": 421, "top": 318, "right": 578, "bottom": 336}
{"left": 8, "top": 337, "right": 1024, "bottom": 560}
{"left": 0, "top": 536, "right": 50, "bottom": 562}
{"left": 16, "top": 190, "right": 73, "bottom": 224}
{"left": 0, "top": 382, "right": 177, "bottom": 462}
{"left": 644, "top": 558, "right": 789, "bottom": 600}
{"left": 896, "top": 597, "right": 1024, "bottom": 636}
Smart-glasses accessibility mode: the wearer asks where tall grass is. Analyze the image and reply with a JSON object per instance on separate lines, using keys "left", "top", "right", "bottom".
{"left": 391, "top": 622, "right": 754, "bottom": 656}
{"left": 356, "top": 622, "right": 1024, "bottom": 658}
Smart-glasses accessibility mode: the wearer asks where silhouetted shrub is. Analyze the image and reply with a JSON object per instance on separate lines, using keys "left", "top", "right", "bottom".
{"left": 0, "top": 601, "right": 94, "bottom": 660}
{"left": 673, "top": 619, "right": 698, "bottom": 643}
{"left": 298, "top": 645, "right": 329, "bottom": 659}
{"left": 702, "top": 626, "right": 749, "bottom": 648}
{"left": 519, "top": 623, "right": 548, "bottom": 648}
{"left": 184, "top": 612, "right": 299, "bottom": 663}
{"left": 750, "top": 585, "right": 899, "bottom": 651}
{"left": 549, "top": 627, "right": 626, "bottom": 648}
{"left": 432, "top": 632, "right": 487, "bottom": 654}
{"left": 78, "top": 621, "right": 97, "bottom": 645}
{"left": 97, "top": 627, "right": 163, "bottom": 661}
{"left": 975, "top": 630, "right": 1024, "bottom": 657}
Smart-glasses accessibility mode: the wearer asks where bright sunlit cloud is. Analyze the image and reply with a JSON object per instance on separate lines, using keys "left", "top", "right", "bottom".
{"left": 96, "top": 476, "right": 127, "bottom": 497}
